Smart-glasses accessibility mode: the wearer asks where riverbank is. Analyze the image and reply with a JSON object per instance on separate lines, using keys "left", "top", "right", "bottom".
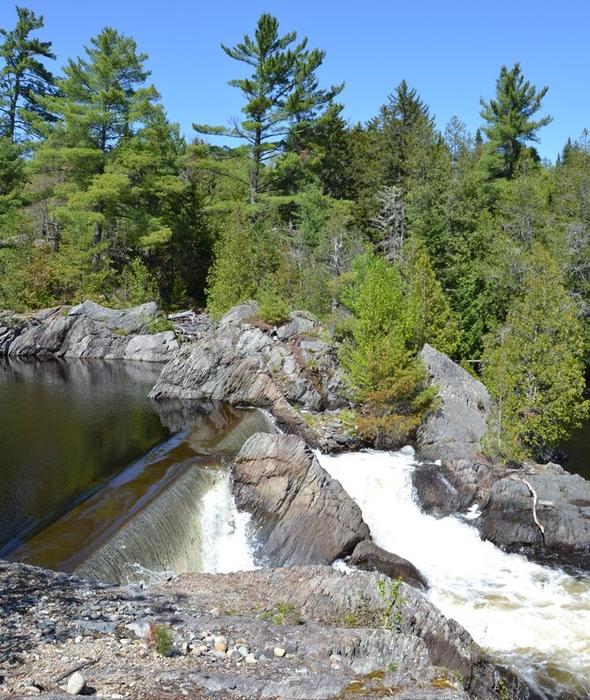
{"left": 0, "top": 561, "right": 533, "bottom": 700}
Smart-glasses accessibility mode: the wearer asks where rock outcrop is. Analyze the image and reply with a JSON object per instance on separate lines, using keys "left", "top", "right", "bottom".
{"left": 150, "top": 302, "right": 347, "bottom": 441}
{"left": 0, "top": 560, "right": 536, "bottom": 699}
{"left": 418, "top": 344, "right": 490, "bottom": 464}
{"left": 479, "top": 463, "right": 590, "bottom": 570}
{"left": 0, "top": 300, "right": 178, "bottom": 362}
{"left": 416, "top": 344, "right": 590, "bottom": 571}
{"left": 233, "top": 433, "right": 370, "bottom": 566}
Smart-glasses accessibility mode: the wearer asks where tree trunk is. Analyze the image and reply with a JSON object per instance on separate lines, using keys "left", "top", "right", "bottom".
{"left": 250, "top": 127, "right": 262, "bottom": 204}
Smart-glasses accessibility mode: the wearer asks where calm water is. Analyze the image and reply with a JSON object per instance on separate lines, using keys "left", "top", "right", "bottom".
{"left": 0, "top": 359, "right": 169, "bottom": 556}
{"left": 560, "top": 422, "right": 590, "bottom": 480}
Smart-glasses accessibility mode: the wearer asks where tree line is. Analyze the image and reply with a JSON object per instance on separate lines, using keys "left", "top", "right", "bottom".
{"left": 1, "top": 6, "right": 589, "bottom": 462}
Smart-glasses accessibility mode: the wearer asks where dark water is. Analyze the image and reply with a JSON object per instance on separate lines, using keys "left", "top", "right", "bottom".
{"left": 560, "top": 423, "right": 590, "bottom": 480}
{"left": 0, "top": 359, "right": 170, "bottom": 556}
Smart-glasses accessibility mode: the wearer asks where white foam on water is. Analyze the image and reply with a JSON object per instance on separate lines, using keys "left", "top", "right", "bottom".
{"left": 198, "top": 470, "right": 255, "bottom": 573}
{"left": 316, "top": 448, "right": 590, "bottom": 697}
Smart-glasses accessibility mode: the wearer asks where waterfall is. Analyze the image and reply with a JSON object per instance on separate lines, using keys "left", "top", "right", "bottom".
{"left": 316, "top": 448, "right": 590, "bottom": 698}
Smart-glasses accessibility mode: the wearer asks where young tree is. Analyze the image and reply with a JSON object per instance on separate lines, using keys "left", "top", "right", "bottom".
{"left": 0, "top": 5, "right": 56, "bottom": 142}
{"left": 480, "top": 63, "right": 552, "bottom": 179}
{"left": 403, "top": 239, "right": 460, "bottom": 356}
{"left": 194, "top": 13, "right": 342, "bottom": 204}
{"left": 482, "top": 244, "right": 589, "bottom": 461}
{"left": 340, "top": 252, "right": 436, "bottom": 447}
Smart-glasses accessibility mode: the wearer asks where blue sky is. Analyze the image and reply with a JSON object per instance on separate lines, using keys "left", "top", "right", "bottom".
{"left": 1, "top": 1, "right": 588, "bottom": 161}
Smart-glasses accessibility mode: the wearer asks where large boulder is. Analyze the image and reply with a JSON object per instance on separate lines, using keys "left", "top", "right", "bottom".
{"left": 478, "top": 463, "right": 590, "bottom": 570}
{"left": 418, "top": 344, "right": 490, "bottom": 464}
{"left": 0, "top": 301, "right": 178, "bottom": 362}
{"left": 233, "top": 433, "right": 370, "bottom": 565}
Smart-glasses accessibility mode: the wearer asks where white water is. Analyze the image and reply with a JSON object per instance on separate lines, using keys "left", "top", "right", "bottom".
{"left": 317, "top": 448, "right": 590, "bottom": 698}
{"left": 199, "top": 470, "right": 256, "bottom": 573}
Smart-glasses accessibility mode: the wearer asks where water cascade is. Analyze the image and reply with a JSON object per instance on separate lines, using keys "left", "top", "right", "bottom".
{"left": 10, "top": 407, "right": 273, "bottom": 583}
{"left": 316, "top": 448, "right": 590, "bottom": 698}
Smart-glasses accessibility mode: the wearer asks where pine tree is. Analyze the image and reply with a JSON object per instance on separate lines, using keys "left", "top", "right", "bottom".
{"left": 482, "top": 244, "right": 589, "bottom": 460}
{"left": 480, "top": 63, "right": 552, "bottom": 179}
{"left": 194, "top": 13, "right": 342, "bottom": 204}
{"left": 34, "top": 27, "right": 160, "bottom": 246}
{"left": 0, "top": 5, "right": 56, "bottom": 142}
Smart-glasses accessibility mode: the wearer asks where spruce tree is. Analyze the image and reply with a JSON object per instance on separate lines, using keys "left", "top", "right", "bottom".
{"left": 480, "top": 63, "right": 552, "bottom": 179}
{"left": 482, "top": 244, "right": 589, "bottom": 461}
{"left": 194, "top": 13, "right": 342, "bottom": 204}
{"left": 0, "top": 5, "right": 56, "bottom": 142}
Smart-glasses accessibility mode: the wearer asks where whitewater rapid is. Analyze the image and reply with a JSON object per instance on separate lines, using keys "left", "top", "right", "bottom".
{"left": 316, "top": 448, "right": 590, "bottom": 698}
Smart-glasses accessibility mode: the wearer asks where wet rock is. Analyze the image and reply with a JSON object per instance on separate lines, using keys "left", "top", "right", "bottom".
{"left": 350, "top": 540, "right": 428, "bottom": 590}
{"left": 233, "top": 433, "right": 369, "bottom": 565}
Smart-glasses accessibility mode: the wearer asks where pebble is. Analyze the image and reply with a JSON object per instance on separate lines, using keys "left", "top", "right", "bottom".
{"left": 237, "top": 645, "right": 250, "bottom": 657}
{"left": 66, "top": 671, "right": 85, "bottom": 695}
{"left": 213, "top": 635, "right": 228, "bottom": 653}
{"left": 227, "top": 648, "right": 242, "bottom": 661}
{"left": 274, "top": 647, "right": 286, "bottom": 658}
{"left": 244, "top": 654, "right": 257, "bottom": 664}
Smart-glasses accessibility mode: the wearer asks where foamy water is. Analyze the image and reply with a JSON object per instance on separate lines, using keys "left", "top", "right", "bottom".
{"left": 199, "top": 470, "right": 255, "bottom": 573}
{"left": 316, "top": 448, "right": 590, "bottom": 698}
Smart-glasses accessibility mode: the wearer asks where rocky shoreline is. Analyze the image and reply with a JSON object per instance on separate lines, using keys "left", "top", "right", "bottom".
{"left": 1, "top": 299, "right": 589, "bottom": 697}
{"left": 0, "top": 561, "right": 535, "bottom": 700}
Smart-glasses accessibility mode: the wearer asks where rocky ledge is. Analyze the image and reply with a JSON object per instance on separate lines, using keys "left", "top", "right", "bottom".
{"left": 0, "top": 300, "right": 178, "bottom": 363}
{"left": 416, "top": 344, "right": 590, "bottom": 571}
{"left": 0, "top": 561, "right": 535, "bottom": 700}
{"left": 150, "top": 301, "right": 355, "bottom": 447}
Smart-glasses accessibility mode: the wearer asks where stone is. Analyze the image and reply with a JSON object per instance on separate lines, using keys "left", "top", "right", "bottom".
{"left": 214, "top": 635, "right": 228, "bottom": 653}
{"left": 244, "top": 653, "right": 257, "bottom": 664}
{"left": 417, "top": 343, "right": 489, "bottom": 464}
{"left": 233, "top": 433, "right": 370, "bottom": 566}
{"left": 350, "top": 540, "right": 428, "bottom": 590}
{"left": 274, "top": 647, "right": 286, "bottom": 658}
{"left": 125, "top": 620, "right": 151, "bottom": 639}
{"left": 66, "top": 671, "right": 85, "bottom": 695}
{"left": 149, "top": 303, "right": 348, "bottom": 440}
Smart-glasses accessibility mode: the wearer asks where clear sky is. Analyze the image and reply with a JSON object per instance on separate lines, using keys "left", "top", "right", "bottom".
{"left": 1, "top": 1, "right": 588, "bottom": 161}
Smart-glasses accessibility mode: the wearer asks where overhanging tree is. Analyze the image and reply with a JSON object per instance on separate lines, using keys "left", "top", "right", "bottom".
{"left": 194, "top": 12, "right": 342, "bottom": 204}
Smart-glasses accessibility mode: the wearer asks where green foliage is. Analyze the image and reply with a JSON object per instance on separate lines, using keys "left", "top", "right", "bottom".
{"left": 340, "top": 252, "right": 437, "bottom": 448}
{"left": 480, "top": 63, "right": 552, "bottom": 179}
{"left": 257, "top": 276, "right": 290, "bottom": 325}
{"left": 0, "top": 5, "right": 56, "bottom": 142}
{"left": 482, "top": 245, "right": 589, "bottom": 460}
{"left": 151, "top": 624, "right": 173, "bottom": 657}
{"left": 377, "top": 577, "right": 405, "bottom": 630}
{"left": 194, "top": 12, "right": 342, "bottom": 204}
{"left": 402, "top": 239, "right": 461, "bottom": 356}
{"left": 206, "top": 207, "right": 282, "bottom": 317}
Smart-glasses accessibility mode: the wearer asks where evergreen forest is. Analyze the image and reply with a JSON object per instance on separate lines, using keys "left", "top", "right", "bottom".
{"left": 2, "top": 7, "right": 589, "bottom": 461}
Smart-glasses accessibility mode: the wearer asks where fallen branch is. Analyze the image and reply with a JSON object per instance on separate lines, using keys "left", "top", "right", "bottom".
{"left": 54, "top": 655, "right": 101, "bottom": 683}
{"left": 521, "top": 478, "right": 546, "bottom": 546}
